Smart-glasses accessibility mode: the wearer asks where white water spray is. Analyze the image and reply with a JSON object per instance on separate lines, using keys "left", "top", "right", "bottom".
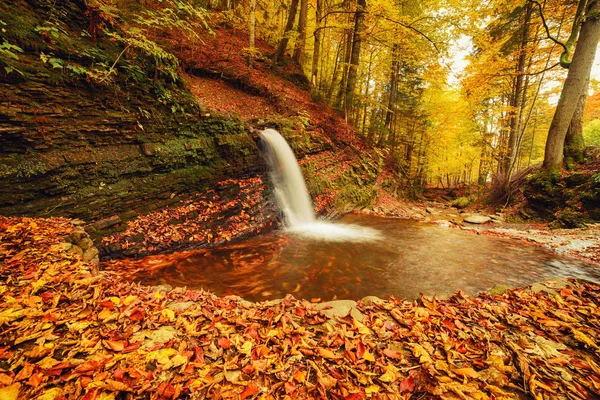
{"left": 260, "top": 128, "right": 380, "bottom": 242}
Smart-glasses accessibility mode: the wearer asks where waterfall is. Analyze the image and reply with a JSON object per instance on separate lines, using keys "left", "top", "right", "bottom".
{"left": 260, "top": 128, "right": 381, "bottom": 242}
{"left": 260, "top": 128, "right": 316, "bottom": 227}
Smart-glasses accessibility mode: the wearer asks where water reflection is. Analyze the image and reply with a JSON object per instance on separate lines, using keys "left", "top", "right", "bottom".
{"left": 119, "top": 215, "right": 600, "bottom": 302}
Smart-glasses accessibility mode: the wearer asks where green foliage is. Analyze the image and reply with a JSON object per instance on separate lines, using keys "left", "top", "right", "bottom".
{"left": 0, "top": 156, "right": 49, "bottom": 179}
{"left": 583, "top": 119, "right": 600, "bottom": 146}
{"left": 450, "top": 196, "right": 472, "bottom": 209}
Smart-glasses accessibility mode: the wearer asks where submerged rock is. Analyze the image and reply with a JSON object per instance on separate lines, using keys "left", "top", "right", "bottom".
{"left": 463, "top": 215, "right": 491, "bottom": 224}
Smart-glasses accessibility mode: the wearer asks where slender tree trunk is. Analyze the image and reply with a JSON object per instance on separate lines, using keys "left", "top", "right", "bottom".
{"left": 543, "top": 0, "right": 600, "bottom": 170}
{"left": 385, "top": 43, "right": 399, "bottom": 129}
{"left": 335, "top": 25, "right": 353, "bottom": 109}
{"left": 293, "top": 0, "right": 308, "bottom": 66}
{"left": 274, "top": 0, "right": 300, "bottom": 63}
{"left": 248, "top": 0, "right": 256, "bottom": 65}
{"left": 503, "top": 1, "right": 532, "bottom": 180}
{"left": 343, "top": 0, "right": 366, "bottom": 121}
{"left": 311, "top": 0, "right": 323, "bottom": 86}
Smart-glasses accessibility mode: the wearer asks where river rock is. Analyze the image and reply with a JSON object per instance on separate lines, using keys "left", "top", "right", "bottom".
{"left": 463, "top": 215, "right": 491, "bottom": 224}
{"left": 68, "top": 228, "right": 86, "bottom": 243}
{"left": 78, "top": 237, "right": 94, "bottom": 250}
{"left": 68, "top": 245, "right": 83, "bottom": 257}
{"left": 315, "top": 300, "right": 364, "bottom": 322}
{"left": 82, "top": 246, "right": 99, "bottom": 261}
{"left": 361, "top": 296, "right": 387, "bottom": 307}
{"left": 487, "top": 284, "right": 511, "bottom": 296}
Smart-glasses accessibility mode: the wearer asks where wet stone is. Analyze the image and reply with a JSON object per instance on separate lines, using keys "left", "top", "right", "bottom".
{"left": 487, "top": 284, "right": 511, "bottom": 296}
{"left": 463, "top": 215, "right": 492, "bottom": 224}
{"left": 78, "top": 237, "right": 94, "bottom": 250}
{"left": 82, "top": 247, "right": 99, "bottom": 261}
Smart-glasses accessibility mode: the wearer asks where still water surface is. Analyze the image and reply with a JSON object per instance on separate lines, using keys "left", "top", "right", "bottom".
{"left": 132, "top": 214, "right": 600, "bottom": 301}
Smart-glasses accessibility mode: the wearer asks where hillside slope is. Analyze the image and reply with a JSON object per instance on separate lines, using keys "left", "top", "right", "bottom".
{"left": 0, "top": 2, "right": 417, "bottom": 258}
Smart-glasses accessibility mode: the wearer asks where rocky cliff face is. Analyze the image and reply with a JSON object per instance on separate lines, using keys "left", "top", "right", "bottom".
{"left": 0, "top": 67, "right": 263, "bottom": 222}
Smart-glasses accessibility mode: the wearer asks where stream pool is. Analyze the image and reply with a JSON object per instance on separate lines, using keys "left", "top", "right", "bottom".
{"left": 129, "top": 214, "right": 600, "bottom": 302}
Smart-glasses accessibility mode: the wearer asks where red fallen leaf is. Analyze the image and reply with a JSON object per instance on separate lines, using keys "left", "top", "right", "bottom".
{"left": 123, "top": 342, "right": 141, "bottom": 353}
{"left": 157, "top": 381, "right": 177, "bottom": 399}
{"left": 40, "top": 290, "right": 54, "bottom": 303}
{"left": 242, "top": 364, "right": 255, "bottom": 375}
{"left": 383, "top": 348, "right": 402, "bottom": 360}
{"left": 295, "top": 307, "right": 306, "bottom": 316}
{"left": 99, "top": 300, "right": 116, "bottom": 309}
{"left": 345, "top": 394, "right": 365, "bottom": 400}
{"left": 14, "top": 363, "right": 34, "bottom": 381}
{"left": 103, "top": 340, "right": 125, "bottom": 352}
{"left": 399, "top": 376, "right": 415, "bottom": 392}
{"left": 80, "top": 376, "right": 92, "bottom": 388}
{"left": 113, "top": 365, "right": 126, "bottom": 380}
{"left": 284, "top": 381, "right": 296, "bottom": 394}
{"left": 27, "top": 372, "right": 44, "bottom": 388}
{"left": 355, "top": 342, "right": 365, "bottom": 359}
{"left": 74, "top": 360, "right": 102, "bottom": 374}
{"left": 240, "top": 382, "right": 259, "bottom": 400}
{"left": 329, "top": 366, "right": 342, "bottom": 379}
{"left": 81, "top": 387, "right": 99, "bottom": 400}
{"left": 441, "top": 319, "right": 455, "bottom": 329}
{"left": 217, "top": 337, "right": 231, "bottom": 349}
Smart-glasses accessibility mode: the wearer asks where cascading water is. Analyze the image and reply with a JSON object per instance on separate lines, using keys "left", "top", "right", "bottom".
{"left": 259, "top": 128, "right": 381, "bottom": 242}
{"left": 260, "top": 128, "right": 316, "bottom": 226}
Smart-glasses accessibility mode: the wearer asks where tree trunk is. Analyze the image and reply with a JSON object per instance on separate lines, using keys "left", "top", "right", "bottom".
{"left": 543, "top": 0, "right": 600, "bottom": 170}
{"left": 335, "top": 25, "right": 353, "bottom": 109}
{"left": 385, "top": 43, "right": 399, "bottom": 129}
{"left": 502, "top": 1, "right": 532, "bottom": 181}
{"left": 248, "top": 0, "right": 256, "bottom": 65}
{"left": 293, "top": 0, "right": 308, "bottom": 66}
{"left": 564, "top": 80, "right": 588, "bottom": 165}
{"left": 311, "top": 0, "right": 323, "bottom": 86}
{"left": 274, "top": 0, "right": 300, "bottom": 63}
{"left": 343, "top": 0, "right": 366, "bottom": 121}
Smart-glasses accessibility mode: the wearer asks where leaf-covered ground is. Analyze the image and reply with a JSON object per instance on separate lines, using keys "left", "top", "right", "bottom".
{"left": 1, "top": 216, "right": 600, "bottom": 399}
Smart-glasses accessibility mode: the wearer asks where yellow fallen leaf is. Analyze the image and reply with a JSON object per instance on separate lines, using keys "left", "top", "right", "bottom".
{"left": 353, "top": 319, "right": 373, "bottom": 335}
{"left": 573, "top": 329, "right": 599, "bottom": 349}
{"left": 154, "top": 292, "right": 164, "bottom": 300}
{"left": 171, "top": 354, "right": 188, "bottom": 368}
{"left": 365, "top": 385, "right": 380, "bottom": 394}
{"left": 379, "top": 364, "right": 398, "bottom": 383}
{"left": 36, "top": 387, "right": 63, "bottom": 400}
{"left": 161, "top": 308, "right": 176, "bottom": 322}
{"left": 412, "top": 344, "right": 433, "bottom": 364}
{"left": 123, "top": 295, "right": 137, "bottom": 306}
{"left": 146, "top": 348, "right": 178, "bottom": 367}
{"left": 453, "top": 367, "right": 480, "bottom": 379}
{"left": 97, "top": 309, "right": 113, "bottom": 321}
{"left": 37, "top": 357, "right": 59, "bottom": 370}
{"left": 0, "top": 308, "right": 24, "bottom": 325}
{"left": 31, "top": 279, "right": 47, "bottom": 295}
{"left": 363, "top": 350, "right": 375, "bottom": 362}
{"left": 109, "top": 297, "right": 121, "bottom": 306}
{"left": 0, "top": 383, "right": 21, "bottom": 400}
{"left": 239, "top": 341, "right": 252, "bottom": 356}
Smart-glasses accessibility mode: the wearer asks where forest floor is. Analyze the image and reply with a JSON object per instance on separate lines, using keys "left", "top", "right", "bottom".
{"left": 1, "top": 216, "right": 600, "bottom": 399}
